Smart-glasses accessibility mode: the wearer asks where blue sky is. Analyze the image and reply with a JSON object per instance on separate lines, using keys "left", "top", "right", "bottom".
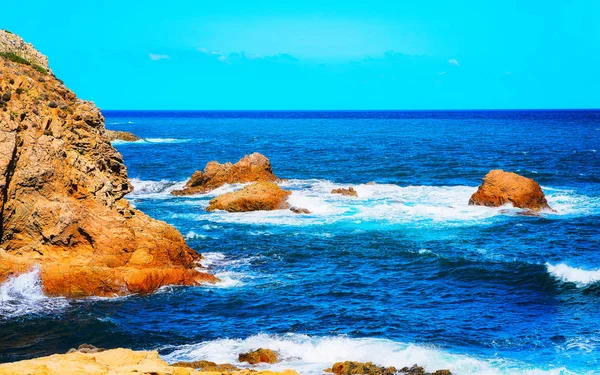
{"left": 3, "top": 0, "right": 599, "bottom": 109}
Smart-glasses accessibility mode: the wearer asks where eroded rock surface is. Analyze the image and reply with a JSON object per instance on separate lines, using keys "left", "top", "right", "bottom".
{"left": 326, "top": 361, "right": 451, "bottom": 375}
{"left": 331, "top": 187, "right": 358, "bottom": 197}
{"left": 207, "top": 182, "right": 291, "bottom": 212}
{"left": 0, "top": 32, "right": 216, "bottom": 297}
{"left": 172, "top": 153, "right": 278, "bottom": 196}
{"left": 0, "top": 348, "right": 299, "bottom": 375}
{"left": 0, "top": 30, "right": 50, "bottom": 73}
{"left": 469, "top": 170, "right": 552, "bottom": 211}
{"left": 105, "top": 130, "right": 140, "bottom": 142}
{"left": 238, "top": 348, "right": 279, "bottom": 365}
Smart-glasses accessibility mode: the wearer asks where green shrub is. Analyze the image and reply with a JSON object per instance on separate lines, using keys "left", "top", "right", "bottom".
{"left": 0, "top": 52, "right": 31, "bottom": 65}
{"left": 2, "top": 30, "right": 13, "bottom": 34}
{"left": 33, "top": 64, "right": 47, "bottom": 74}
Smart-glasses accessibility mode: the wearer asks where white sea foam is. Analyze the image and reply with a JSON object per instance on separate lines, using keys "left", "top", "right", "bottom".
{"left": 197, "top": 252, "right": 254, "bottom": 288}
{"left": 128, "top": 178, "right": 187, "bottom": 198}
{"left": 162, "top": 333, "right": 570, "bottom": 375}
{"left": 0, "top": 268, "right": 69, "bottom": 318}
{"left": 112, "top": 138, "right": 190, "bottom": 145}
{"left": 546, "top": 263, "right": 600, "bottom": 287}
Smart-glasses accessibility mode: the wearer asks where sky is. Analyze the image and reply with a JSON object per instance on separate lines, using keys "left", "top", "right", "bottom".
{"left": 3, "top": 0, "right": 599, "bottom": 110}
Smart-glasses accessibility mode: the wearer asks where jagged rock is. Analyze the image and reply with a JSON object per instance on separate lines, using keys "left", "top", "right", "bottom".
{"left": 331, "top": 187, "right": 358, "bottom": 197}
{"left": 326, "top": 362, "right": 451, "bottom": 375}
{"left": 172, "top": 360, "right": 240, "bottom": 371}
{"left": 238, "top": 348, "right": 279, "bottom": 364}
{"left": 0, "top": 32, "right": 217, "bottom": 297}
{"left": 0, "top": 30, "right": 51, "bottom": 74}
{"left": 105, "top": 130, "right": 140, "bottom": 142}
{"left": 469, "top": 170, "right": 553, "bottom": 211}
{"left": 172, "top": 153, "right": 278, "bottom": 196}
{"left": 290, "top": 206, "right": 310, "bottom": 214}
{"left": 0, "top": 348, "right": 300, "bottom": 375}
{"left": 207, "top": 182, "right": 291, "bottom": 212}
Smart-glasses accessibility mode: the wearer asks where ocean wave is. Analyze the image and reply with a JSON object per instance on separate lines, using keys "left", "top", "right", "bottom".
{"left": 128, "top": 178, "right": 186, "bottom": 198}
{"left": 0, "top": 268, "right": 69, "bottom": 319}
{"left": 162, "top": 333, "right": 571, "bottom": 375}
{"left": 546, "top": 263, "right": 600, "bottom": 287}
{"left": 196, "top": 252, "right": 260, "bottom": 288}
{"left": 112, "top": 138, "right": 190, "bottom": 145}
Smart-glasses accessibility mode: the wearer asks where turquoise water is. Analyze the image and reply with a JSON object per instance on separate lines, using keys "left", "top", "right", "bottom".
{"left": 1, "top": 111, "right": 600, "bottom": 374}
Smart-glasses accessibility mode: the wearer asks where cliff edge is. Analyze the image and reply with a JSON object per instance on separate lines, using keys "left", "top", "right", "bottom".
{"left": 0, "top": 31, "right": 216, "bottom": 297}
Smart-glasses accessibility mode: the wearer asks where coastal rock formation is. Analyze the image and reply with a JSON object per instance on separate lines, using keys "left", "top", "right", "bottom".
{"left": 172, "top": 360, "right": 240, "bottom": 372}
{"left": 238, "top": 348, "right": 279, "bottom": 364}
{"left": 0, "top": 348, "right": 300, "bottom": 375}
{"left": 0, "top": 30, "right": 50, "bottom": 74}
{"left": 105, "top": 130, "right": 140, "bottom": 142}
{"left": 469, "top": 170, "right": 552, "bottom": 211}
{"left": 207, "top": 182, "right": 291, "bottom": 212}
{"left": 0, "top": 32, "right": 216, "bottom": 297}
{"left": 290, "top": 206, "right": 311, "bottom": 214}
{"left": 331, "top": 187, "right": 358, "bottom": 197}
{"left": 326, "top": 361, "right": 451, "bottom": 375}
{"left": 172, "top": 153, "right": 278, "bottom": 196}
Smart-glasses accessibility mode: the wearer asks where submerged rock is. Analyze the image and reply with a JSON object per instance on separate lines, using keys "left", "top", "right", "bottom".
{"left": 0, "top": 348, "right": 299, "bottom": 375}
{"left": 0, "top": 32, "right": 217, "bottom": 297}
{"left": 290, "top": 206, "right": 311, "bottom": 214}
{"left": 326, "top": 361, "right": 451, "bottom": 375}
{"left": 172, "top": 153, "right": 278, "bottom": 196}
{"left": 469, "top": 170, "right": 553, "bottom": 211}
{"left": 331, "top": 187, "right": 358, "bottom": 197}
{"left": 104, "top": 130, "right": 140, "bottom": 142}
{"left": 207, "top": 182, "right": 291, "bottom": 212}
{"left": 238, "top": 348, "right": 279, "bottom": 364}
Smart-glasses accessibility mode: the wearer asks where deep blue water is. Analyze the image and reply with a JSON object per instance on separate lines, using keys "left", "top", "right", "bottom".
{"left": 1, "top": 111, "right": 600, "bottom": 374}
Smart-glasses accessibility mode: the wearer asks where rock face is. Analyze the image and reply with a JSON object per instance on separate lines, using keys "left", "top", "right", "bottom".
{"left": 105, "top": 130, "right": 140, "bottom": 142}
{"left": 172, "top": 153, "right": 278, "bottom": 196}
{"left": 331, "top": 187, "right": 358, "bottom": 197}
{"left": 0, "top": 30, "right": 50, "bottom": 73}
{"left": 326, "top": 361, "right": 451, "bottom": 375}
{"left": 0, "top": 32, "right": 216, "bottom": 297}
{"left": 469, "top": 170, "right": 552, "bottom": 211}
{"left": 238, "top": 348, "right": 279, "bottom": 365}
{"left": 171, "top": 360, "right": 240, "bottom": 372}
{"left": 0, "top": 348, "right": 299, "bottom": 375}
{"left": 207, "top": 182, "right": 291, "bottom": 212}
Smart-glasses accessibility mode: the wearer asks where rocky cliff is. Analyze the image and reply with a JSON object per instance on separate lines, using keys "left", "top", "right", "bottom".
{"left": 0, "top": 32, "right": 216, "bottom": 297}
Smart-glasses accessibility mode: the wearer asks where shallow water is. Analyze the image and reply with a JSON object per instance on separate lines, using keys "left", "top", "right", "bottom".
{"left": 1, "top": 111, "right": 599, "bottom": 374}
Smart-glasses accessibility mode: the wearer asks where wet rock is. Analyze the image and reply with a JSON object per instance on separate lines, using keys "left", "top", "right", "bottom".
{"left": 67, "top": 344, "right": 104, "bottom": 354}
{"left": 469, "top": 170, "right": 553, "bottom": 211}
{"left": 331, "top": 187, "right": 358, "bottom": 197}
{"left": 104, "top": 130, "right": 140, "bottom": 142}
{"left": 238, "top": 348, "right": 279, "bottom": 364}
{"left": 172, "top": 153, "right": 278, "bottom": 196}
{"left": 207, "top": 182, "right": 291, "bottom": 212}
{"left": 0, "top": 31, "right": 217, "bottom": 297}
{"left": 290, "top": 206, "right": 311, "bottom": 214}
{"left": 326, "top": 361, "right": 451, "bottom": 375}
{"left": 171, "top": 359, "right": 241, "bottom": 371}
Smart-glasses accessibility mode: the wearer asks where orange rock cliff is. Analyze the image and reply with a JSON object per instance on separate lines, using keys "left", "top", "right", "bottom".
{"left": 0, "top": 30, "right": 216, "bottom": 297}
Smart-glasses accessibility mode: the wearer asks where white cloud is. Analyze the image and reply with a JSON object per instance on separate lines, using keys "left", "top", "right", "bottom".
{"left": 448, "top": 58, "right": 459, "bottom": 66}
{"left": 149, "top": 53, "right": 169, "bottom": 61}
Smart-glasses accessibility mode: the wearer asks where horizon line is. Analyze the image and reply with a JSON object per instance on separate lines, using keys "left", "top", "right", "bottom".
{"left": 101, "top": 108, "right": 600, "bottom": 112}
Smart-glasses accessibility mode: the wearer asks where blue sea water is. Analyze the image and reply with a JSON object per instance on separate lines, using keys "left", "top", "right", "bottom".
{"left": 1, "top": 110, "right": 600, "bottom": 374}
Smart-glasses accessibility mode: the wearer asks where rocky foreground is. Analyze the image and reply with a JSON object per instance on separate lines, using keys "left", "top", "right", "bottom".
{"left": 0, "top": 348, "right": 452, "bottom": 375}
{"left": 0, "top": 30, "right": 216, "bottom": 297}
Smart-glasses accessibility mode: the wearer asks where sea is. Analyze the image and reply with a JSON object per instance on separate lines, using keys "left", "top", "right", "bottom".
{"left": 1, "top": 110, "right": 600, "bottom": 374}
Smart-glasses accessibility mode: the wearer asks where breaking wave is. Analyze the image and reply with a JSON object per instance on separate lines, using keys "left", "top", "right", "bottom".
{"left": 546, "top": 263, "right": 600, "bottom": 287}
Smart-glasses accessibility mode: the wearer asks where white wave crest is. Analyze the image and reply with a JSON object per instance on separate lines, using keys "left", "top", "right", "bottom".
{"left": 162, "top": 333, "right": 570, "bottom": 375}
{"left": 546, "top": 263, "right": 600, "bottom": 287}
{"left": 0, "top": 268, "right": 69, "bottom": 319}
{"left": 128, "top": 178, "right": 186, "bottom": 198}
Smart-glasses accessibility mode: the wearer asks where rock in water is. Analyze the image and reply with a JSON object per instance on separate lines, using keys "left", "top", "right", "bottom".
{"left": 0, "top": 32, "right": 217, "bottom": 297}
{"left": 331, "top": 187, "right": 358, "bottom": 197}
{"left": 172, "top": 153, "right": 278, "bottom": 195}
{"left": 469, "top": 170, "right": 553, "bottom": 211}
{"left": 326, "top": 361, "right": 451, "bottom": 375}
{"left": 207, "top": 182, "right": 291, "bottom": 212}
{"left": 104, "top": 130, "right": 140, "bottom": 142}
{"left": 238, "top": 348, "right": 279, "bottom": 364}
{"left": 290, "top": 206, "right": 311, "bottom": 214}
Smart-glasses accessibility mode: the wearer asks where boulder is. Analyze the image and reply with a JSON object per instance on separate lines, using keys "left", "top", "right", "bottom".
{"left": 0, "top": 348, "right": 300, "bottom": 375}
{"left": 172, "top": 153, "right": 278, "bottom": 196}
{"left": 104, "top": 130, "right": 140, "bottom": 142}
{"left": 238, "top": 348, "right": 279, "bottom": 364}
{"left": 0, "top": 32, "right": 217, "bottom": 297}
{"left": 331, "top": 187, "right": 358, "bottom": 197}
{"left": 469, "top": 170, "right": 552, "bottom": 211}
{"left": 207, "top": 182, "right": 291, "bottom": 212}
{"left": 290, "top": 206, "right": 311, "bottom": 214}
